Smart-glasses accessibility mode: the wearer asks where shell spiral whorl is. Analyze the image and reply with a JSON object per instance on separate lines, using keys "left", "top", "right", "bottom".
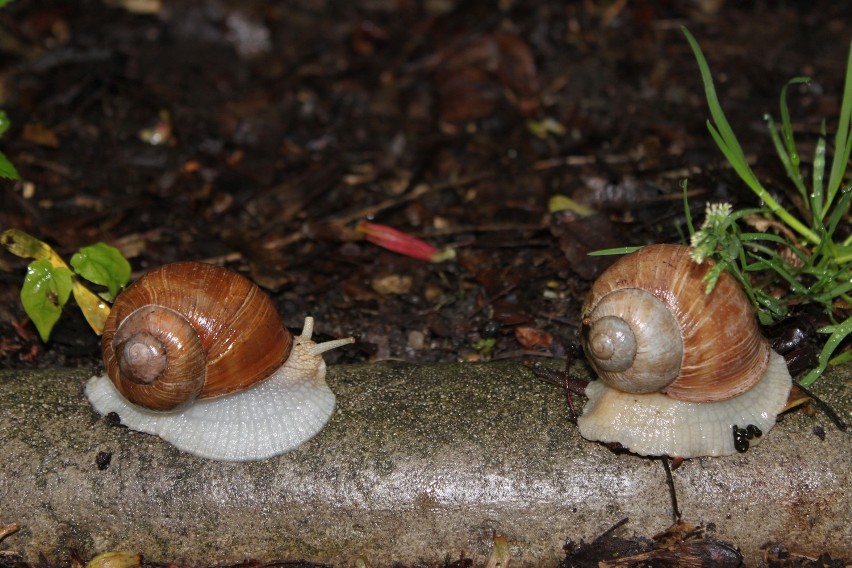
{"left": 586, "top": 316, "right": 635, "bottom": 371}
{"left": 109, "top": 304, "right": 208, "bottom": 409}
{"left": 101, "top": 262, "right": 293, "bottom": 411}
{"left": 583, "top": 287, "right": 684, "bottom": 394}
{"left": 581, "top": 244, "right": 770, "bottom": 402}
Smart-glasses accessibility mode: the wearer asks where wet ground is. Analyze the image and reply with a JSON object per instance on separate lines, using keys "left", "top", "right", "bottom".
{"left": 2, "top": 1, "right": 851, "bottom": 372}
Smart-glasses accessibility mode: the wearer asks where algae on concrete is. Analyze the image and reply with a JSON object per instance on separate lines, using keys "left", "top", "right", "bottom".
{"left": 0, "top": 360, "right": 849, "bottom": 566}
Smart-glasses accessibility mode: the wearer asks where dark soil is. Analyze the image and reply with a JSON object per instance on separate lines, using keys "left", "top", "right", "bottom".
{"left": 0, "top": 3, "right": 849, "bottom": 373}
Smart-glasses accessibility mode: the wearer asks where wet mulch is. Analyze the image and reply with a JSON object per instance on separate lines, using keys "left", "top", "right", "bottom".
{"left": 1, "top": 1, "right": 849, "bottom": 372}
{"left": 1, "top": 518, "right": 848, "bottom": 568}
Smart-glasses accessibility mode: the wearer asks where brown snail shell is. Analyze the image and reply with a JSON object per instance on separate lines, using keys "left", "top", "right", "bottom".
{"left": 578, "top": 244, "right": 792, "bottom": 458}
{"left": 101, "top": 262, "right": 292, "bottom": 411}
{"left": 581, "top": 243, "right": 769, "bottom": 402}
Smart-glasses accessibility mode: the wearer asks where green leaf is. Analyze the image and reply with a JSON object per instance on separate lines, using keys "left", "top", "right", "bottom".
{"left": 799, "top": 316, "right": 852, "bottom": 386}
{"left": 21, "top": 260, "right": 73, "bottom": 342}
{"left": 587, "top": 246, "right": 643, "bottom": 257}
{"left": 738, "top": 232, "right": 794, "bottom": 245}
{"left": 825, "top": 40, "right": 852, "bottom": 214}
{"left": 812, "top": 279, "right": 852, "bottom": 303}
{"left": 683, "top": 27, "right": 821, "bottom": 246}
{"left": 70, "top": 243, "right": 131, "bottom": 299}
{"left": 0, "top": 229, "right": 63, "bottom": 263}
{"left": 0, "top": 111, "right": 10, "bottom": 137}
{"left": 548, "top": 194, "right": 596, "bottom": 216}
{"left": 824, "top": 186, "right": 851, "bottom": 242}
{"left": 0, "top": 111, "right": 19, "bottom": 180}
{"left": 0, "top": 150, "right": 19, "bottom": 180}
{"left": 682, "top": 28, "right": 750, "bottom": 174}
{"left": 779, "top": 78, "right": 812, "bottom": 175}
{"left": 828, "top": 348, "right": 852, "bottom": 367}
{"left": 681, "top": 179, "right": 695, "bottom": 237}
{"left": 811, "top": 128, "right": 826, "bottom": 218}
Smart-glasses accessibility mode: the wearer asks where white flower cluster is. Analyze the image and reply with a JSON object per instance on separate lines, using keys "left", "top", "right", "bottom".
{"left": 689, "top": 202, "right": 733, "bottom": 263}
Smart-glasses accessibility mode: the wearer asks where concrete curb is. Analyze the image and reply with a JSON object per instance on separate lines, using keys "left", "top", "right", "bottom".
{"left": 1, "top": 361, "right": 849, "bottom": 565}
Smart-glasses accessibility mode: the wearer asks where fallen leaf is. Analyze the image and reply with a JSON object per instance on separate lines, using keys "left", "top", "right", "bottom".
{"left": 372, "top": 274, "right": 413, "bottom": 295}
{"left": 357, "top": 221, "right": 455, "bottom": 262}
{"left": 22, "top": 122, "right": 59, "bottom": 147}
{"left": 514, "top": 325, "right": 553, "bottom": 350}
{"left": 549, "top": 212, "right": 629, "bottom": 280}
{"left": 435, "top": 31, "right": 540, "bottom": 123}
{"left": 485, "top": 534, "right": 511, "bottom": 568}
{"left": 84, "top": 552, "right": 141, "bottom": 568}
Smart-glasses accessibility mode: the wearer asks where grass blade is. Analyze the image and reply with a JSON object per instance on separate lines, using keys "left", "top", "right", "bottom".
{"left": 766, "top": 113, "right": 803, "bottom": 199}
{"left": 812, "top": 125, "right": 827, "bottom": 218}
{"left": 824, "top": 186, "right": 851, "bottom": 243}
{"left": 682, "top": 28, "right": 750, "bottom": 172}
{"left": 684, "top": 28, "right": 820, "bottom": 245}
{"left": 825, "top": 40, "right": 852, "bottom": 215}
{"left": 799, "top": 316, "right": 852, "bottom": 386}
{"left": 681, "top": 179, "right": 695, "bottom": 236}
{"left": 779, "top": 78, "right": 812, "bottom": 166}
{"left": 777, "top": 78, "right": 812, "bottom": 199}
{"left": 587, "top": 246, "right": 643, "bottom": 256}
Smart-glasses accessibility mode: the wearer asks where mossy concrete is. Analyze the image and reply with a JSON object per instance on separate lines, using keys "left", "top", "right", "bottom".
{"left": 0, "top": 361, "right": 849, "bottom": 566}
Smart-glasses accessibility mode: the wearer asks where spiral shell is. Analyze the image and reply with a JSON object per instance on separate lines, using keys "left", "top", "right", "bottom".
{"left": 577, "top": 244, "right": 792, "bottom": 457}
{"left": 581, "top": 243, "right": 769, "bottom": 402}
{"left": 101, "top": 262, "right": 292, "bottom": 411}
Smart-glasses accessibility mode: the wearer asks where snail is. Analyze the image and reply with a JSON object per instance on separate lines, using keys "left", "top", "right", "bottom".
{"left": 577, "top": 243, "right": 792, "bottom": 458}
{"left": 84, "top": 262, "right": 354, "bottom": 461}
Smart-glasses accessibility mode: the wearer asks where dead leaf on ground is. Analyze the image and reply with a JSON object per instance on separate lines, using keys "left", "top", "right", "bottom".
{"left": 514, "top": 325, "right": 553, "bottom": 350}
{"left": 371, "top": 274, "right": 413, "bottom": 295}
{"left": 485, "top": 534, "right": 511, "bottom": 568}
{"left": 549, "top": 211, "right": 629, "bottom": 281}
{"left": 560, "top": 519, "right": 743, "bottom": 568}
{"left": 21, "top": 123, "right": 59, "bottom": 147}
{"left": 435, "top": 31, "right": 540, "bottom": 123}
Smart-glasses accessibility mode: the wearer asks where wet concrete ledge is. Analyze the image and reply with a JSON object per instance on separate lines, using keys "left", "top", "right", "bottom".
{"left": 1, "top": 361, "right": 850, "bottom": 566}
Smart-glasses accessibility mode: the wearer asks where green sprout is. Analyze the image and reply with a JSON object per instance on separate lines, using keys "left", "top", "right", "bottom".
{"left": 1, "top": 229, "right": 130, "bottom": 341}
{"left": 0, "top": 111, "right": 20, "bottom": 180}
{"left": 683, "top": 28, "right": 851, "bottom": 386}
{"left": 472, "top": 338, "right": 497, "bottom": 361}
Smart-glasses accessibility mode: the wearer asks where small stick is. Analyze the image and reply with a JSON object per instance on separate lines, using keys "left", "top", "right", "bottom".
{"left": 794, "top": 382, "right": 847, "bottom": 432}
{"left": 661, "top": 457, "right": 682, "bottom": 521}
{"left": 594, "top": 517, "right": 630, "bottom": 543}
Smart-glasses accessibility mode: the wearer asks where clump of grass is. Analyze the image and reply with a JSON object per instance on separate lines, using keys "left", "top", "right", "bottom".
{"left": 682, "top": 28, "right": 851, "bottom": 386}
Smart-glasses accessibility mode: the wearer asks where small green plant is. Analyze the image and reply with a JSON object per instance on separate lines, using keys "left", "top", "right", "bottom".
{"left": 681, "top": 28, "right": 851, "bottom": 386}
{"left": 0, "top": 229, "right": 130, "bottom": 341}
{"left": 0, "top": 0, "right": 19, "bottom": 180}
{"left": 0, "top": 111, "right": 20, "bottom": 180}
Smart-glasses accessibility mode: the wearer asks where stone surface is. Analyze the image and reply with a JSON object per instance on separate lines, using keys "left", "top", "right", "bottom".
{"left": 0, "top": 361, "right": 850, "bottom": 566}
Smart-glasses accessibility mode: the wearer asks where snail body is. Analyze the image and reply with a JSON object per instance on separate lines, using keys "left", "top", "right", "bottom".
{"left": 578, "top": 244, "right": 792, "bottom": 458}
{"left": 84, "top": 262, "right": 354, "bottom": 461}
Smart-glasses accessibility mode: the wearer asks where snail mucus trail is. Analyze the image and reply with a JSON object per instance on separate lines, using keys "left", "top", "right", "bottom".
{"left": 85, "top": 262, "right": 354, "bottom": 462}
{"left": 534, "top": 244, "right": 793, "bottom": 459}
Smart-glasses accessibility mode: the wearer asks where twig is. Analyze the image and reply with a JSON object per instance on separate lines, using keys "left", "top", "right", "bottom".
{"left": 794, "top": 382, "right": 848, "bottom": 432}
{"left": 661, "top": 457, "right": 682, "bottom": 521}
{"left": 0, "top": 523, "right": 20, "bottom": 542}
{"left": 593, "top": 517, "right": 630, "bottom": 543}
